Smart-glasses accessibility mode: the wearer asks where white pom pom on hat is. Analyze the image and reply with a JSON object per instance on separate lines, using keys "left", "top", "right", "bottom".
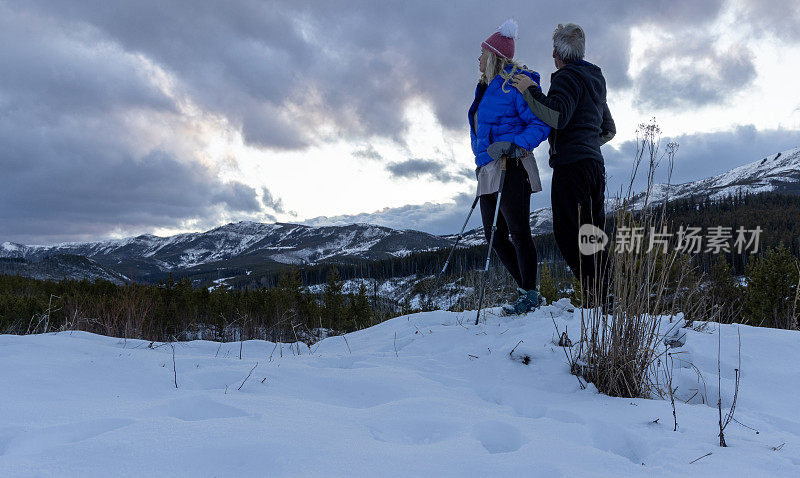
{"left": 482, "top": 18, "right": 518, "bottom": 59}
{"left": 498, "top": 18, "right": 518, "bottom": 39}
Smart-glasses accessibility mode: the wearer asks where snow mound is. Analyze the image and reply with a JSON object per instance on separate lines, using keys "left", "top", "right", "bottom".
{"left": 1, "top": 306, "right": 798, "bottom": 476}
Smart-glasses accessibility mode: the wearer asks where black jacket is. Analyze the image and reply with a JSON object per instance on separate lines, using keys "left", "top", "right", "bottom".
{"left": 521, "top": 60, "right": 615, "bottom": 168}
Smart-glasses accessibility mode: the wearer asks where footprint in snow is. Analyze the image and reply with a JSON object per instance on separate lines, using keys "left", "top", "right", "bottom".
{"left": 367, "top": 418, "right": 459, "bottom": 445}
{"left": 473, "top": 421, "right": 525, "bottom": 454}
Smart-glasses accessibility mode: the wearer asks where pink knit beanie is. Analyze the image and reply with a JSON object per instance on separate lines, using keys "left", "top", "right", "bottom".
{"left": 481, "top": 19, "right": 518, "bottom": 59}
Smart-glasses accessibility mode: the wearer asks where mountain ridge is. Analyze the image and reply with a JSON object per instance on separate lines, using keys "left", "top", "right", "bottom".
{"left": 2, "top": 222, "right": 453, "bottom": 282}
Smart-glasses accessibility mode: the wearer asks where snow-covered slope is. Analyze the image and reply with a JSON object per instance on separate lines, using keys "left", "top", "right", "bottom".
{"left": 0, "top": 254, "right": 129, "bottom": 284}
{"left": 1, "top": 306, "right": 797, "bottom": 477}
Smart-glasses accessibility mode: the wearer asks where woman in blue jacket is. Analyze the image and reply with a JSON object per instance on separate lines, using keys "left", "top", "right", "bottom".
{"left": 469, "top": 19, "right": 551, "bottom": 314}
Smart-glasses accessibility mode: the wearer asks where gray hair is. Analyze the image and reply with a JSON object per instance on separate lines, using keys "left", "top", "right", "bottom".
{"left": 553, "top": 23, "right": 585, "bottom": 62}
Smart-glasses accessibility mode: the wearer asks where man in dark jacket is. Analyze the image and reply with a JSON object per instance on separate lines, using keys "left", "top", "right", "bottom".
{"left": 511, "top": 23, "right": 615, "bottom": 305}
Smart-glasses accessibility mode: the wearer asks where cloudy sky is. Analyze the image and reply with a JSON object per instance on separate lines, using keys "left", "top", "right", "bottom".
{"left": 2, "top": 0, "right": 799, "bottom": 244}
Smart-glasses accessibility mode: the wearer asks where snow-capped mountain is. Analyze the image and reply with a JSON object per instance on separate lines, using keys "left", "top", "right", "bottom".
{"left": 630, "top": 146, "right": 800, "bottom": 206}
{"left": 1, "top": 222, "right": 453, "bottom": 282}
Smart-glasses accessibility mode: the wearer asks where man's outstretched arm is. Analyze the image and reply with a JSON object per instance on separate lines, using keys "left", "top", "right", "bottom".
{"left": 511, "top": 72, "right": 581, "bottom": 130}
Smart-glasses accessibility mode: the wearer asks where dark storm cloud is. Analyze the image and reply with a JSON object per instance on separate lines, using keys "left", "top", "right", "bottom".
{"left": 5, "top": 0, "right": 732, "bottom": 143}
{"left": 212, "top": 182, "right": 261, "bottom": 213}
{"left": 386, "top": 159, "right": 471, "bottom": 184}
{"left": 0, "top": 145, "right": 264, "bottom": 244}
{"left": 0, "top": 4, "right": 270, "bottom": 244}
{"left": 633, "top": 33, "right": 756, "bottom": 109}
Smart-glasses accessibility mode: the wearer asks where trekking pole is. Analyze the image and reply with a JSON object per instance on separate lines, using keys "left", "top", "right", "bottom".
{"left": 426, "top": 196, "right": 480, "bottom": 311}
{"left": 475, "top": 156, "right": 507, "bottom": 325}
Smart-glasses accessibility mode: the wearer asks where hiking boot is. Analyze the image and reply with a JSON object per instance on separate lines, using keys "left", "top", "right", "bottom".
{"left": 502, "top": 288, "right": 543, "bottom": 316}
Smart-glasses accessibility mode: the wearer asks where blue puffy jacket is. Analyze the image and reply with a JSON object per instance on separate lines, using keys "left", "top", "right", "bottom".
{"left": 468, "top": 66, "right": 551, "bottom": 167}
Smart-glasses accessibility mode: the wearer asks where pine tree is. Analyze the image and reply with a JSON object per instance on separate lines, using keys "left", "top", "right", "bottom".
{"left": 538, "top": 262, "right": 559, "bottom": 305}
{"left": 322, "top": 267, "right": 345, "bottom": 329}
{"left": 743, "top": 245, "right": 800, "bottom": 329}
{"left": 346, "top": 282, "right": 373, "bottom": 331}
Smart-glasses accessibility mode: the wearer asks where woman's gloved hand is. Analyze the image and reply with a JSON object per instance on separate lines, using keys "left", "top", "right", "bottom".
{"left": 488, "top": 141, "right": 528, "bottom": 161}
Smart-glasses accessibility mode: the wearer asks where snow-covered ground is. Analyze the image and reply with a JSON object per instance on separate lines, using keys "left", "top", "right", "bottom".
{"left": 1, "top": 303, "right": 798, "bottom": 477}
{"left": 207, "top": 276, "right": 236, "bottom": 292}
{"left": 306, "top": 275, "right": 472, "bottom": 311}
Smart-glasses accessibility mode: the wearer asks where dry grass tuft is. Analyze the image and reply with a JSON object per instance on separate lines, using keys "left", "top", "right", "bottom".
{"left": 571, "top": 120, "right": 694, "bottom": 398}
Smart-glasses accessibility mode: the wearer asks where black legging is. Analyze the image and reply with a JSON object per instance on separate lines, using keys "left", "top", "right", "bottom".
{"left": 479, "top": 158, "right": 538, "bottom": 291}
